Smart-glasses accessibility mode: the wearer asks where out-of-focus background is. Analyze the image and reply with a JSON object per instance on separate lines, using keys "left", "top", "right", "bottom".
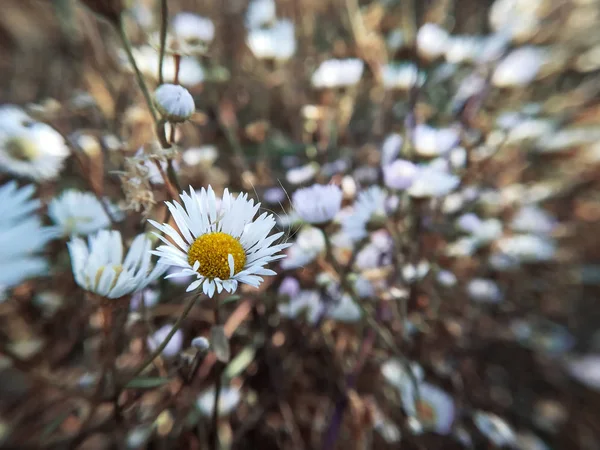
{"left": 1, "top": 0, "right": 600, "bottom": 449}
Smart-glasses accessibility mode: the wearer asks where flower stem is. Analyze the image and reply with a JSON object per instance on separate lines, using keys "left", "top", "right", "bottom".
{"left": 117, "top": 15, "right": 158, "bottom": 124}
{"left": 118, "top": 294, "right": 199, "bottom": 388}
{"left": 210, "top": 299, "right": 222, "bottom": 450}
{"left": 158, "top": 0, "right": 168, "bottom": 85}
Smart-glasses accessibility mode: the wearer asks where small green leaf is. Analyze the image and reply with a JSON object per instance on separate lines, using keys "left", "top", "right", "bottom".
{"left": 125, "top": 377, "right": 170, "bottom": 388}
{"left": 224, "top": 345, "right": 256, "bottom": 379}
{"left": 221, "top": 295, "right": 241, "bottom": 305}
{"left": 210, "top": 325, "right": 230, "bottom": 363}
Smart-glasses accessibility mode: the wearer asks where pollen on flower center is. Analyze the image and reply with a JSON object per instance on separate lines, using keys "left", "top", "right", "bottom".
{"left": 187, "top": 232, "right": 246, "bottom": 280}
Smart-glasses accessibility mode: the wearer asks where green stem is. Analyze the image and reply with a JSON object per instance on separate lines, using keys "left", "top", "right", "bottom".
{"left": 119, "top": 294, "right": 199, "bottom": 388}
{"left": 158, "top": 0, "right": 168, "bottom": 85}
{"left": 210, "top": 299, "right": 222, "bottom": 450}
{"left": 117, "top": 15, "right": 158, "bottom": 124}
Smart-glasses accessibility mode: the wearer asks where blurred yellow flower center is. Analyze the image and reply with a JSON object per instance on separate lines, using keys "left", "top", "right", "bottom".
{"left": 5, "top": 137, "right": 38, "bottom": 161}
{"left": 187, "top": 232, "right": 246, "bottom": 279}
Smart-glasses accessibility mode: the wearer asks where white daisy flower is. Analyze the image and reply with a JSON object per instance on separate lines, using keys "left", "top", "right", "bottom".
{"left": 0, "top": 182, "right": 58, "bottom": 293}
{"left": 68, "top": 230, "right": 167, "bottom": 299}
{"left": 401, "top": 382, "right": 455, "bottom": 435}
{"left": 149, "top": 186, "right": 290, "bottom": 297}
{"left": 154, "top": 84, "right": 195, "bottom": 123}
{"left": 311, "top": 59, "right": 364, "bottom": 89}
{"left": 445, "top": 35, "right": 483, "bottom": 64}
{"left": 0, "top": 106, "right": 69, "bottom": 181}
{"left": 286, "top": 163, "right": 318, "bottom": 185}
{"left": 341, "top": 186, "right": 387, "bottom": 241}
{"left": 48, "top": 190, "right": 122, "bottom": 236}
{"left": 292, "top": 184, "right": 343, "bottom": 225}
{"left": 182, "top": 145, "right": 218, "bottom": 167}
{"left": 473, "top": 411, "right": 516, "bottom": 447}
{"left": 247, "top": 19, "right": 296, "bottom": 61}
{"left": 196, "top": 386, "right": 241, "bottom": 417}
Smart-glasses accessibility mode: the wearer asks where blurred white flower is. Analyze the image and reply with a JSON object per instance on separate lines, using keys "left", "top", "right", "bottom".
{"left": 121, "top": 46, "right": 204, "bottom": 86}
{"left": 281, "top": 226, "right": 325, "bottom": 270}
{"left": 383, "top": 159, "right": 418, "bottom": 190}
{"left": 382, "top": 63, "right": 425, "bottom": 90}
{"left": 247, "top": 19, "right": 296, "bottom": 61}
{"left": 150, "top": 186, "right": 289, "bottom": 298}
{"left": 154, "top": 84, "right": 195, "bottom": 123}
{"left": 278, "top": 290, "right": 323, "bottom": 324}
{"left": 408, "top": 167, "right": 460, "bottom": 198}
{"left": 402, "top": 261, "right": 430, "bottom": 284}
{"left": 154, "top": 13, "right": 214, "bottom": 56}
{"left": 197, "top": 386, "right": 241, "bottom": 417}
{"left": 381, "top": 359, "right": 424, "bottom": 388}
{"left": 457, "top": 213, "right": 482, "bottom": 233}
{"left": 246, "top": 0, "right": 276, "bottom": 29}
{"left": 0, "top": 182, "right": 58, "bottom": 294}
{"left": 191, "top": 336, "right": 210, "bottom": 351}
{"left": 489, "top": 0, "right": 543, "bottom": 42}
{"left": 48, "top": 190, "right": 122, "bottom": 236}
{"left": 147, "top": 324, "right": 184, "bottom": 357}
{"left": 467, "top": 278, "right": 502, "bottom": 303}
{"left": 381, "top": 133, "right": 403, "bottom": 166}
{"left": 354, "top": 276, "right": 375, "bottom": 298}
{"left": 505, "top": 118, "right": 554, "bottom": 144}
{"left": 414, "top": 124, "right": 460, "bottom": 157}
{"left": 565, "top": 355, "right": 600, "bottom": 390}
{"left": 311, "top": 59, "right": 364, "bottom": 88}
{"left": 262, "top": 186, "right": 286, "bottom": 204}
{"left": 173, "top": 12, "right": 215, "bottom": 44}
{"left": 278, "top": 276, "right": 300, "bottom": 298}
{"left": 445, "top": 36, "right": 483, "bottom": 64}
{"left": 446, "top": 237, "right": 479, "bottom": 258}
{"left": 130, "top": 288, "right": 160, "bottom": 310}
{"left": 510, "top": 205, "right": 556, "bottom": 235}
{"left": 286, "top": 163, "right": 318, "bottom": 185}
{"left": 492, "top": 47, "right": 545, "bottom": 87}
{"left": 0, "top": 106, "right": 69, "bottom": 181}
{"left": 292, "top": 184, "right": 342, "bottom": 224}
{"left": 437, "top": 270, "right": 457, "bottom": 287}
{"left": 326, "top": 293, "right": 362, "bottom": 322}
{"left": 401, "top": 382, "right": 455, "bottom": 435}
{"left": 515, "top": 432, "right": 550, "bottom": 450}
{"left": 182, "top": 145, "right": 218, "bottom": 167}
{"left": 417, "top": 23, "right": 449, "bottom": 60}
{"left": 497, "top": 234, "right": 556, "bottom": 262}
{"left": 473, "top": 411, "right": 516, "bottom": 447}
{"left": 536, "top": 127, "right": 600, "bottom": 154}
{"left": 387, "top": 29, "right": 406, "bottom": 51}
{"left": 68, "top": 230, "right": 166, "bottom": 299}
{"left": 341, "top": 186, "right": 387, "bottom": 241}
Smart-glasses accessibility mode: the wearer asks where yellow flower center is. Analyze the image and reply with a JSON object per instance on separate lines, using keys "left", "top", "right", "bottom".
{"left": 5, "top": 137, "right": 39, "bottom": 161}
{"left": 187, "top": 232, "right": 246, "bottom": 280}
